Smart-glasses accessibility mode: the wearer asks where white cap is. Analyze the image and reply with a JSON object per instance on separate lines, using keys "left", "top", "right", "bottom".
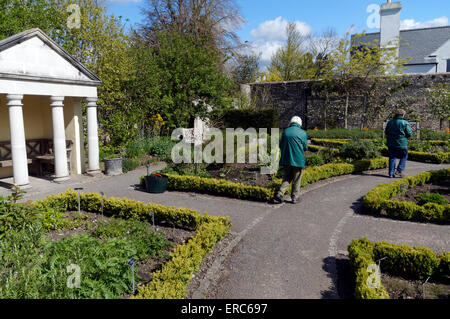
{"left": 290, "top": 116, "right": 302, "bottom": 127}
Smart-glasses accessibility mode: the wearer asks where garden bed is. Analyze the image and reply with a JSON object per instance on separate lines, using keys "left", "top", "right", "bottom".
{"left": 0, "top": 190, "right": 230, "bottom": 299}
{"left": 363, "top": 168, "right": 450, "bottom": 223}
{"left": 141, "top": 158, "right": 389, "bottom": 201}
{"left": 380, "top": 273, "right": 449, "bottom": 299}
{"left": 390, "top": 180, "right": 449, "bottom": 205}
{"left": 347, "top": 238, "right": 450, "bottom": 299}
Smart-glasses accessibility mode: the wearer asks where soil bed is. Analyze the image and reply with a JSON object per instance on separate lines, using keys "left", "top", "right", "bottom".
{"left": 391, "top": 180, "right": 449, "bottom": 204}
{"left": 45, "top": 211, "right": 195, "bottom": 298}
{"left": 381, "top": 274, "right": 450, "bottom": 299}
{"left": 205, "top": 163, "right": 274, "bottom": 187}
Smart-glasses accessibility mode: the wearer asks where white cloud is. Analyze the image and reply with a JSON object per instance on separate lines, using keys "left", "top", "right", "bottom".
{"left": 248, "top": 17, "right": 312, "bottom": 67}
{"left": 400, "top": 16, "right": 448, "bottom": 30}
{"left": 250, "top": 16, "right": 312, "bottom": 41}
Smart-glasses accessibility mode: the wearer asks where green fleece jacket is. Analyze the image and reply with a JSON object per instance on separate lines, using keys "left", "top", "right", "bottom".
{"left": 279, "top": 123, "right": 308, "bottom": 168}
{"left": 385, "top": 115, "right": 413, "bottom": 149}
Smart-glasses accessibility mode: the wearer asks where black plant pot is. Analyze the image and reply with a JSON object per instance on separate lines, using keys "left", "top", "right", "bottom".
{"left": 145, "top": 174, "right": 168, "bottom": 193}
{"left": 104, "top": 157, "right": 123, "bottom": 176}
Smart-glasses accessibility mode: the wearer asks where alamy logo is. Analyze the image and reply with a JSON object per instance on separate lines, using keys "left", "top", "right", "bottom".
{"left": 67, "top": 4, "right": 81, "bottom": 30}
{"left": 366, "top": 4, "right": 381, "bottom": 29}
{"left": 366, "top": 263, "right": 381, "bottom": 289}
{"left": 67, "top": 264, "right": 81, "bottom": 289}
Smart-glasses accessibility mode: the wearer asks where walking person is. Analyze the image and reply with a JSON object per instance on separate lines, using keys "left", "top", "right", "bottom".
{"left": 272, "top": 116, "right": 308, "bottom": 204}
{"left": 385, "top": 109, "right": 413, "bottom": 178}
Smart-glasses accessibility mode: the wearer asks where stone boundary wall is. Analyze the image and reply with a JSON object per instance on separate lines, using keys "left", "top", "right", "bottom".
{"left": 243, "top": 73, "right": 450, "bottom": 130}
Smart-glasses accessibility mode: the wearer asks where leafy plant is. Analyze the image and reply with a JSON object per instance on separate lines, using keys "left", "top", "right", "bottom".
{"left": 94, "top": 218, "right": 172, "bottom": 261}
{"left": 306, "top": 154, "right": 324, "bottom": 167}
{"left": 416, "top": 193, "right": 448, "bottom": 206}
{"left": 41, "top": 209, "right": 70, "bottom": 231}
{"left": 339, "top": 139, "right": 380, "bottom": 161}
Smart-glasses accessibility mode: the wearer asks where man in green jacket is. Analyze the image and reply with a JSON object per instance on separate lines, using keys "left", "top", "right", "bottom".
{"left": 272, "top": 116, "right": 308, "bottom": 204}
{"left": 385, "top": 109, "right": 413, "bottom": 178}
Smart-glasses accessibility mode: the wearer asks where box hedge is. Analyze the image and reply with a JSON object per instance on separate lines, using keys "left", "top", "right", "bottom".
{"left": 363, "top": 168, "right": 450, "bottom": 223}
{"left": 311, "top": 139, "right": 450, "bottom": 164}
{"left": 141, "top": 158, "right": 389, "bottom": 201}
{"left": 348, "top": 238, "right": 450, "bottom": 299}
{"left": 31, "top": 189, "right": 231, "bottom": 299}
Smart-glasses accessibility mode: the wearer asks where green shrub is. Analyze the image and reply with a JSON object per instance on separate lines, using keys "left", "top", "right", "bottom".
{"left": 339, "top": 140, "right": 381, "bottom": 160}
{"left": 122, "top": 158, "right": 140, "bottom": 173}
{"left": 0, "top": 195, "right": 38, "bottom": 238}
{"left": 141, "top": 158, "right": 389, "bottom": 201}
{"left": 94, "top": 218, "right": 172, "bottom": 260}
{"left": 416, "top": 193, "right": 448, "bottom": 206}
{"left": 40, "top": 234, "right": 139, "bottom": 299}
{"left": 363, "top": 168, "right": 450, "bottom": 223}
{"left": 420, "top": 129, "right": 450, "bottom": 141}
{"left": 306, "top": 154, "right": 324, "bottom": 167}
{"left": 311, "top": 138, "right": 349, "bottom": 147}
{"left": 29, "top": 190, "right": 231, "bottom": 299}
{"left": 0, "top": 222, "right": 48, "bottom": 298}
{"left": 133, "top": 219, "right": 229, "bottom": 299}
{"left": 41, "top": 209, "right": 70, "bottom": 231}
{"left": 348, "top": 238, "right": 449, "bottom": 299}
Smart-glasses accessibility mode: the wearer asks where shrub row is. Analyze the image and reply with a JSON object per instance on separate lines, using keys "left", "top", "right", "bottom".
{"left": 311, "top": 139, "right": 450, "bottom": 164}
{"left": 379, "top": 147, "right": 450, "bottom": 164}
{"left": 32, "top": 190, "right": 231, "bottom": 299}
{"left": 310, "top": 138, "right": 349, "bottom": 147}
{"left": 363, "top": 168, "right": 450, "bottom": 223}
{"left": 141, "top": 158, "right": 389, "bottom": 201}
{"left": 348, "top": 238, "right": 450, "bottom": 299}
{"left": 307, "top": 128, "right": 382, "bottom": 139}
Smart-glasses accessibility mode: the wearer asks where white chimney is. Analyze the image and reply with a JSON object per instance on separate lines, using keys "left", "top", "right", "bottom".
{"left": 380, "top": 1, "right": 402, "bottom": 53}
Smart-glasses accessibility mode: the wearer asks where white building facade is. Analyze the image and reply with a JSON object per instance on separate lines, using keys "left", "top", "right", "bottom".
{"left": 0, "top": 28, "right": 102, "bottom": 188}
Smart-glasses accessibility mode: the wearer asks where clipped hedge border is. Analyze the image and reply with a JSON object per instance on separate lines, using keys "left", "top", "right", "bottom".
{"left": 310, "top": 138, "right": 350, "bottom": 147}
{"left": 310, "top": 138, "right": 450, "bottom": 164}
{"left": 363, "top": 168, "right": 450, "bottom": 223}
{"left": 140, "top": 158, "right": 389, "bottom": 201}
{"left": 31, "top": 189, "right": 231, "bottom": 299}
{"left": 379, "top": 146, "right": 450, "bottom": 164}
{"left": 348, "top": 238, "right": 449, "bottom": 299}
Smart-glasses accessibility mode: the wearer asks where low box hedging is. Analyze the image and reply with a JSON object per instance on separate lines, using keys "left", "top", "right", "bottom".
{"left": 363, "top": 168, "right": 450, "bottom": 223}
{"left": 310, "top": 138, "right": 349, "bottom": 147}
{"left": 31, "top": 189, "right": 231, "bottom": 299}
{"left": 348, "top": 238, "right": 450, "bottom": 299}
{"left": 141, "top": 158, "right": 389, "bottom": 201}
{"left": 379, "top": 146, "right": 450, "bottom": 164}
{"left": 312, "top": 139, "right": 450, "bottom": 164}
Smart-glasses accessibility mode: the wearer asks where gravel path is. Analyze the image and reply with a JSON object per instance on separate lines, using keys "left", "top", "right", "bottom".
{"left": 6, "top": 160, "right": 449, "bottom": 299}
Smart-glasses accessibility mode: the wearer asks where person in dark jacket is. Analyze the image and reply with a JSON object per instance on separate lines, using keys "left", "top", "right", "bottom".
{"left": 272, "top": 116, "right": 308, "bottom": 204}
{"left": 385, "top": 109, "right": 413, "bottom": 178}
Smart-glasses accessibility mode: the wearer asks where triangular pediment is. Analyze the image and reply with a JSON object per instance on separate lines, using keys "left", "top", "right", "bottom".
{"left": 0, "top": 29, "right": 101, "bottom": 85}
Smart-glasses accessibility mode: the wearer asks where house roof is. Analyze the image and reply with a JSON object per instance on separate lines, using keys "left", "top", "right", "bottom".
{"left": 0, "top": 28, "right": 102, "bottom": 86}
{"left": 351, "top": 26, "right": 450, "bottom": 65}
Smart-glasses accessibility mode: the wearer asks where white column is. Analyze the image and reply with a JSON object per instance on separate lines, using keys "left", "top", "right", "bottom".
{"left": 6, "top": 94, "right": 30, "bottom": 188}
{"left": 50, "top": 96, "right": 69, "bottom": 181}
{"left": 86, "top": 97, "right": 100, "bottom": 173}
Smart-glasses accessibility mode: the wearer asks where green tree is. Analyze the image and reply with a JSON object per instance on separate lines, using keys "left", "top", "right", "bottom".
{"left": 326, "top": 32, "right": 408, "bottom": 129}
{"left": 426, "top": 83, "right": 450, "bottom": 130}
{"left": 0, "top": 0, "right": 58, "bottom": 39}
{"left": 265, "top": 22, "right": 308, "bottom": 81}
{"left": 131, "top": 31, "right": 231, "bottom": 131}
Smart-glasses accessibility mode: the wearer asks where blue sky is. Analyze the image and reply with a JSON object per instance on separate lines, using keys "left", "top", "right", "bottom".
{"left": 105, "top": 0, "right": 449, "bottom": 64}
